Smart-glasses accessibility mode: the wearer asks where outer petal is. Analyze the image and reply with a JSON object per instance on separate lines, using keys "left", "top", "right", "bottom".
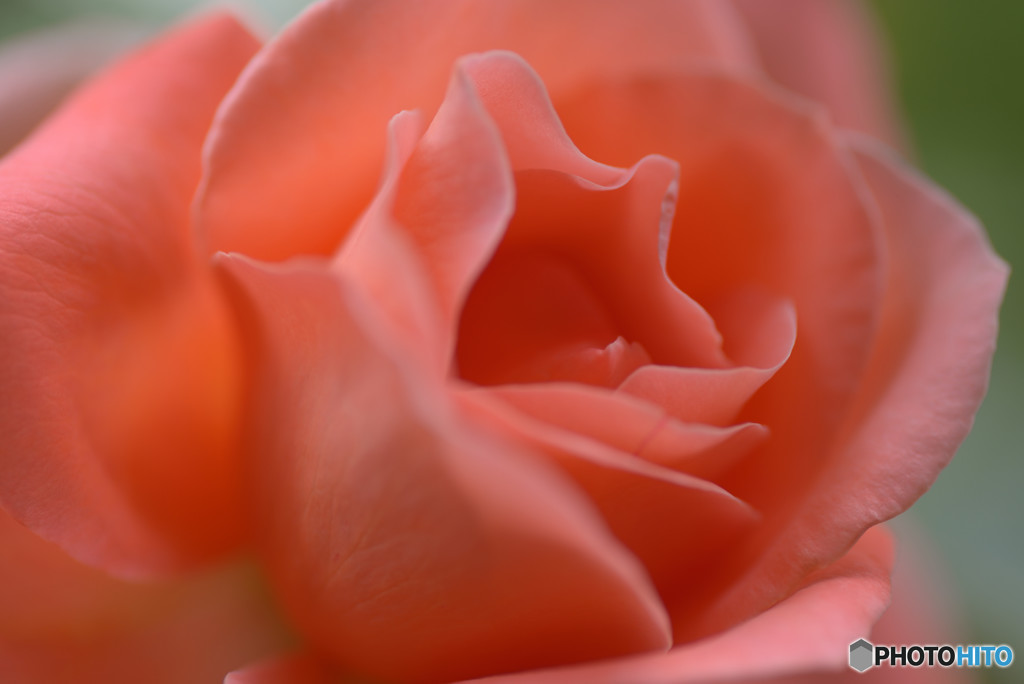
{"left": 0, "top": 20, "right": 146, "bottom": 156}
{"left": 0, "top": 508, "right": 291, "bottom": 684}
{"left": 457, "top": 525, "right": 894, "bottom": 683}
{"left": 682, "top": 136, "right": 1007, "bottom": 638}
{"left": 0, "top": 15, "right": 261, "bottom": 575}
{"left": 833, "top": 136, "right": 1006, "bottom": 541}
{"left": 196, "top": 0, "right": 758, "bottom": 261}
{"left": 742, "top": 525, "right": 977, "bottom": 684}
{"left": 217, "top": 256, "right": 672, "bottom": 684}
{"left": 732, "top": 0, "right": 904, "bottom": 146}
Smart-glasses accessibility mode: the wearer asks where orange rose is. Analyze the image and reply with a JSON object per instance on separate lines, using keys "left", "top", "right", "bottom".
{"left": 0, "top": 2, "right": 1006, "bottom": 683}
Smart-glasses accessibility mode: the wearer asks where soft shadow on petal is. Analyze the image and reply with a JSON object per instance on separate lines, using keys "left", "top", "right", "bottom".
{"left": 0, "top": 509, "right": 292, "bottom": 684}
{"left": 196, "top": 0, "right": 757, "bottom": 261}
{"left": 456, "top": 526, "right": 893, "bottom": 684}
{"left": 216, "top": 256, "right": 672, "bottom": 684}
{"left": 0, "top": 14, "right": 261, "bottom": 576}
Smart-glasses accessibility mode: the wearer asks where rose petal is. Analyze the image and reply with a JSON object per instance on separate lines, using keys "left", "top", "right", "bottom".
{"left": 343, "top": 52, "right": 726, "bottom": 378}
{"left": 0, "top": 20, "right": 147, "bottom": 156}
{"left": 558, "top": 68, "right": 887, "bottom": 635}
{"left": 830, "top": 135, "right": 1007, "bottom": 539}
{"left": 452, "top": 55, "right": 726, "bottom": 377}
{"left": 476, "top": 382, "right": 767, "bottom": 479}
{"left": 216, "top": 256, "right": 672, "bottom": 684}
{"left": 732, "top": 0, "right": 904, "bottom": 146}
{"left": 456, "top": 525, "right": 894, "bottom": 683}
{"left": 680, "top": 136, "right": 1008, "bottom": 640}
{"left": 196, "top": 0, "right": 757, "bottom": 261}
{"left": 559, "top": 68, "right": 882, "bottom": 443}
{"left": 458, "top": 158, "right": 730, "bottom": 383}
{"left": 0, "top": 508, "right": 291, "bottom": 683}
{"left": 732, "top": 525, "right": 976, "bottom": 684}
{"left": 0, "top": 14, "right": 260, "bottom": 576}
{"left": 459, "top": 388, "right": 758, "bottom": 617}
{"left": 618, "top": 292, "right": 796, "bottom": 426}
{"left": 334, "top": 58, "right": 514, "bottom": 375}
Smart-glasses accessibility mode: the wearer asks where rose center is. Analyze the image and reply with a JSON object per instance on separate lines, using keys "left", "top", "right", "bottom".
{"left": 455, "top": 250, "right": 650, "bottom": 388}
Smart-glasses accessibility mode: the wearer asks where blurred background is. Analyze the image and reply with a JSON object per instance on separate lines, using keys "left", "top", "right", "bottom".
{"left": 0, "top": 0, "right": 1020, "bottom": 681}
{"left": 868, "top": 3, "right": 1024, "bottom": 682}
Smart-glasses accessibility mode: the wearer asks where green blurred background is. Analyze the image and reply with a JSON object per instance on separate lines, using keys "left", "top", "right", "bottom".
{"left": 0, "top": 0, "right": 1020, "bottom": 681}
{"left": 869, "top": 3, "right": 1023, "bottom": 682}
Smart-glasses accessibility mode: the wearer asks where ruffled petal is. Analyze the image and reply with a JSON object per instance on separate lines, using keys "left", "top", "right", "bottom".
{"left": 456, "top": 525, "right": 893, "bottom": 683}
{"left": 475, "top": 383, "right": 767, "bottom": 479}
{"left": 617, "top": 292, "right": 795, "bottom": 426}
{"left": 216, "top": 256, "right": 672, "bottom": 684}
{"left": 0, "top": 14, "right": 261, "bottom": 576}
{"left": 0, "top": 508, "right": 291, "bottom": 683}
{"left": 342, "top": 52, "right": 726, "bottom": 378}
{"left": 334, "top": 57, "right": 514, "bottom": 375}
{"left": 559, "top": 69, "right": 882, "bottom": 442}
{"left": 558, "top": 68, "right": 888, "bottom": 635}
{"left": 196, "top": 0, "right": 757, "bottom": 261}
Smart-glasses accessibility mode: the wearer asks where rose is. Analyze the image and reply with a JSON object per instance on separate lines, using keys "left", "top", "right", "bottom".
{"left": 0, "top": 2, "right": 1006, "bottom": 683}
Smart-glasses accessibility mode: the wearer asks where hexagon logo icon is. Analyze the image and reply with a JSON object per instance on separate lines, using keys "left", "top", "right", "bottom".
{"left": 849, "top": 639, "right": 874, "bottom": 672}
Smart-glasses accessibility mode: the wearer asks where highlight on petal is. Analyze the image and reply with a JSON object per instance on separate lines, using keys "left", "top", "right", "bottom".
{"left": 0, "top": 508, "right": 291, "bottom": 684}
{"left": 456, "top": 525, "right": 893, "bottom": 684}
{"left": 0, "top": 14, "right": 261, "bottom": 576}
{"left": 0, "top": 20, "right": 146, "bottom": 156}
{"left": 196, "top": 0, "right": 757, "bottom": 261}
{"left": 216, "top": 256, "right": 672, "bottom": 684}
{"left": 731, "top": 0, "right": 904, "bottom": 146}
